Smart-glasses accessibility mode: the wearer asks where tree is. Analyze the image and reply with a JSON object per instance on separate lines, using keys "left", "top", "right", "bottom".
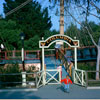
{"left": 3, "top": 0, "right": 52, "bottom": 49}
{"left": 49, "top": 0, "right": 100, "bottom": 33}
{"left": 0, "top": 19, "right": 21, "bottom": 50}
{"left": 85, "top": 21, "right": 100, "bottom": 80}
{"left": 44, "top": 30, "right": 59, "bottom": 40}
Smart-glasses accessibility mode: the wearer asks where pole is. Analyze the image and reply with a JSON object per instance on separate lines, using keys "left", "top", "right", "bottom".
{"left": 42, "top": 47, "right": 46, "bottom": 85}
{"left": 74, "top": 47, "right": 77, "bottom": 70}
{"left": 22, "top": 39, "right": 25, "bottom": 71}
{"left": 22, "top": 72, "right": 26, "bottom": 87}
{"left": 60, "top": 0, "right": 64, "bottom": 35}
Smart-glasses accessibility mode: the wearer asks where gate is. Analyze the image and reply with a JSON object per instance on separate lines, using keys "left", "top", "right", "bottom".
{"left": 36, "top": 69, "right": 61, "bottom": 88}
{"left": 73, "top": 69, "right": 87, "bottom": 86}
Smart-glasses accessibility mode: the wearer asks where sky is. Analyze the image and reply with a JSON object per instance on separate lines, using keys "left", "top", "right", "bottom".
{"left": 0, "top": 0, "right": 100, "bottom": 31}
{"left": 0, "top": 0, "right": 4, "bottom": 16}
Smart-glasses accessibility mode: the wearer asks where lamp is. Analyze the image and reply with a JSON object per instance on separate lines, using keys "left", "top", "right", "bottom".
{"left": 20, "top": 32, "right": 25, "bottom": 71}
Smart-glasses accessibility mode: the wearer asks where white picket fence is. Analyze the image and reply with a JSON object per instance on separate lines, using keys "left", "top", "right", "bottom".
{"left": 73, "top": 69, "right": 87, "bottom": 86}
{"left": 36, "top": 69, "right": 61, "bottom": 88}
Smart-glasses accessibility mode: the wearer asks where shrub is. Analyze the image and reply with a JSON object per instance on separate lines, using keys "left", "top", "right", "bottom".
{"left": 0, "top": 63, "right": 22, "bottom": 88}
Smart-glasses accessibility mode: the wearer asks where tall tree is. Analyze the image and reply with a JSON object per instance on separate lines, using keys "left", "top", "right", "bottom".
{"left": 0, "top": 19, "right": 21, "bottom": 50}
{"left": 3, "top": 0, "right": 52, "bottom": 49}
{"left": 49, "top": 0, "right": 100, "bottom": 35}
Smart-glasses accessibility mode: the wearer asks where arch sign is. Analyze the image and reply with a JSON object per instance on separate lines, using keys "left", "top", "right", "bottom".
{"left": 39, "top": 34, "right": 79, "bottom": 48}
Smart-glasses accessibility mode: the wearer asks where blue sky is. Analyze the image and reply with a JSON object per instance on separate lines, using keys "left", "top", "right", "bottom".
{"left": 0, "top": 0, "right": 5, "bottom": 16}
{"left": 0, "top": 0, "right": 100, "bottom": 31}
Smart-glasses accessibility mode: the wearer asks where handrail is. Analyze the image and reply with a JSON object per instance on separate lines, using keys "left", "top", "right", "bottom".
{"left": 58, "top": 49, "right": 74, "bottom": 77}
{"left": 0, "top": 72, "right": 38, "bottom": 89}
{"left": 74, "top": 69, "right": 86, "bottom": 73}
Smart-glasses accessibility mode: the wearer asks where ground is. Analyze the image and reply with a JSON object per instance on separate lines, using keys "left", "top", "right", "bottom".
{"left": 0, "top": 84, "right": 100, "bottom": 99}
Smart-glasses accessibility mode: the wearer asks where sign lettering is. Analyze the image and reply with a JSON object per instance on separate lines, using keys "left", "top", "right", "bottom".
{"left": 39, "top": 35, "right": 79, "bottom": 48}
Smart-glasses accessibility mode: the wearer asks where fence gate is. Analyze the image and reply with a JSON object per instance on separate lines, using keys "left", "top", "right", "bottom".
{"left": 36, "top": 69, "right": 61, "bottom": 88}
{"left": 45, "top": 69, "right": 61, "bottom": 85}
{"left": 73, "top": 69, "right": 87, "bottom": 86}
{"left": 36, "top": 71, "right": 44, "bottom": 88}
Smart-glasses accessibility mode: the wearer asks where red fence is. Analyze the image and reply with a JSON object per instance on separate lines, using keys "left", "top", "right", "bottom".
{"left": 0, "top": 50, "right": 40, "bottom": 60}
{"left": 0, "top": 46, "right": 97, "bottom": 61}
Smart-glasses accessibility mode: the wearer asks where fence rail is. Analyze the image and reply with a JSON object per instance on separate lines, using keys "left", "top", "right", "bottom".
{"left": 73, "top": 69, "right": 87, "bottom": 86}
{"left": 0, "top": 46, "right": 97, "bottom": 61}
{"left": 0, "top": 72, "right": 37, "bottom": 89}
{"left": 0, "top": 50, "right": 40, "bottom": 60}
{"left": 0, "top": 69, "right": 61, "bottom": 89}
{"left": 86, "top": 71, "right": 100, "bottom": 89}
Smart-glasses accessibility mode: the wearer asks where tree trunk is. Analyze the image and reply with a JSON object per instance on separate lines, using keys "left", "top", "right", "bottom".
{"left": 96, "top": 37, "right": 100, "bottom": 80}
{"left": 60, "top": 0, "right": 64, "bottom": 35}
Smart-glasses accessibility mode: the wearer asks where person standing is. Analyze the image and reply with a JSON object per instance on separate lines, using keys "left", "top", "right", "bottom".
{"left": 61, "top": 75, "right": 72, "bottom": 93}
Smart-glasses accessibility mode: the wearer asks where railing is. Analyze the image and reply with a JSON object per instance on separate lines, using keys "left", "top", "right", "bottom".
{"left": 73, "top": 69, "right": 87, "bottom": 86}
{"left": 58, "top": 49, "right": 68, "bottom": 69}
{"left": 58, "top": 49, "right": 73, "bottom": 77}
{"left": 0, "top": 46, "right": 97, "bottom": 63}
{"left": 36, "top": 69, "right": 61, "bottom": 88}
{"left": 45, "top": 69, "right": 61, "bottom": 84}
{"left": 86, "top": 71, "right": 100, "bottom": 89}
{"left": 36, "top": 71, "right": 43, "bottom": 88}
{"left": 0, "top": 69, "right": 61, "bottom": 89}
{"left": 0, "top": 50, "right": 40, "bottom": 60}
{"left": 0, "top": 72, "right": 38, "bottom": 89}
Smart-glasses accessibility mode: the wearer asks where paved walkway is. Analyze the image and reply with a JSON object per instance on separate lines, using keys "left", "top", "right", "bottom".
{"left": 0, "top": 84, "right": 100, "bottom": 99}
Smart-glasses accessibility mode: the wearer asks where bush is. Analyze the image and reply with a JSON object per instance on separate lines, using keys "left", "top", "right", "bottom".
{"left": 77, "top": 62, "right": 96, "bottom": 79}
{"left": 0, "top": 63, "right": 22, "bottom": 88}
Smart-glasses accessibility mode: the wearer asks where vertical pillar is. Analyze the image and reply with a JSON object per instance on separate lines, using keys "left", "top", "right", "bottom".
{"left": 60, "top": 0, "right": 64, "bottom": 35}
{"left": 12, "top": 48, "right": 15, "bottom": 58}
{"left": 42, "top": 47, "right": 46, "bottom": 85}
{"left": 74, "top": 47, "right": 77, "bottom": 70}
{"left": 22, "top": 72, "right": 26, "bottom": 87}
{"left": 22, "top": 48, "right": 25, "bottom": 71}
{"left": 82, "top": 70, "right": 83, "bottom": 86}
{"left": 59, "top": 68, "right": 61, "bottom": 82}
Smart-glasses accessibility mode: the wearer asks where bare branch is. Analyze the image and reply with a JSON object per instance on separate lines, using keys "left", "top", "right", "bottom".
{"left": 78, "top": 5, "right": 100, "bottom": 19}
{"left": 64, "top": 7, "right": 98, "bottom": 47}
{"left": 90, "top": 1, "right": 100, "bottom": 13}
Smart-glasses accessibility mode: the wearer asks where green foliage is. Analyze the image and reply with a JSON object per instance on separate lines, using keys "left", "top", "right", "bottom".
{"left": 24, "top": 35, "right": 40, "bottom": 50}
{"left": 0, "top": 19, "right": 22, "bottom": 50}
{"left": 88, "top": 21, "right": 100, "bottom": 44}
{"left": 80, "top": 21, "right": 100, "bottom": 45}
{"left": 78, "top": 62, "right": 96, "bottom": 79}
{"left": 65, "top": 21, "right": 100, "bottom": 46}
{"left": 78, "top": 63, "right": 96, "bottom": 71}
{"left": 65, "top": 23, "right": 79, "bottom": 39}
{"left": 44, "top": 30, "right": 59, "bottom": 39}
{"left": 3, "top": 0, "right": 52, "bottom": 50}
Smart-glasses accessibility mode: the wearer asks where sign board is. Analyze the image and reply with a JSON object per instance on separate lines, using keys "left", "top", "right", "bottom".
{"left": 39, "top": 34, "right": 79, "bottom": 48}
